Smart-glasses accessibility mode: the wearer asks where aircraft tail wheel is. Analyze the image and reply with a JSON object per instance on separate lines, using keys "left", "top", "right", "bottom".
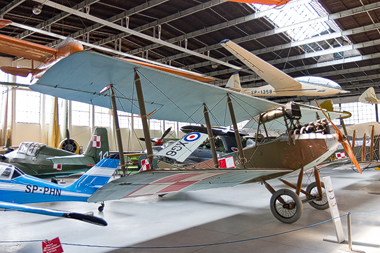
{"left": 59, "top": 138, "right": 80, "bottom": 154}
{"left": 270, "top": 189, "right": 303, "bottom": 224}
{"left": 98, "top": 202, "right": 104, "bottom": 212}
{"left": 306, "top": 182, "right": 329, "bottom": 210}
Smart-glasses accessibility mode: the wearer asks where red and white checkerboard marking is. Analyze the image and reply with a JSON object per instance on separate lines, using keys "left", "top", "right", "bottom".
{"left": 335, "top": 151, "right": 347, "bottom": 159}
{"left": 141, "top": 158, "right": 151, "bottom": 171}
{"left": 53, "top": 164, "right": 62, "bottom": 170}
{"left": 218, "top": 156, "right": 236, "bottom": 168}
{"left": 92, "top": 135, "right": 101, "bottom": 148}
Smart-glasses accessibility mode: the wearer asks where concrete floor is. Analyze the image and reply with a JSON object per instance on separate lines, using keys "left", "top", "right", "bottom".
{"left": 1, "top": 166, "right": 380, "bottom": 253}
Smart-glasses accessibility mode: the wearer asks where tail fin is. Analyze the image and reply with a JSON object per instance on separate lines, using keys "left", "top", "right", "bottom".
{"left": 65, "top": 155, "right": 119, "bottom": 194}
{"left": 83, "top": 128, "right": 109, "bottom": 163}
{"left": 320, "top": 100, "right": 333, "bottom": 112}
{"left": 225, "top": 72, "right": 242, "bottom": 92}
{"left": 359, "top": 87, "right": 379, "bottom": 104}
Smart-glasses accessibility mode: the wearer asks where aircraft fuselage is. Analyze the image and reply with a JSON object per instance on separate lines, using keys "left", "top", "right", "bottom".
{"left": 243, "top": 76, "right": 347, "bottom": 97}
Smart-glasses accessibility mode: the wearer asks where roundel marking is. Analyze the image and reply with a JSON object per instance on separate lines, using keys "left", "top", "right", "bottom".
{"left": 231, "top": 147, "right": 239, "bottom": 152}
{"left": 184, "top": 133, "right": 201, "bottom": 142}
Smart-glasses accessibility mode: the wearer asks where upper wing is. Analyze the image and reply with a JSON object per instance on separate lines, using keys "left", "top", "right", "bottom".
{"left": 0, "top": 201, "right": 107, "bottom": 226}
{"left": 30, "top": 51, "right": 282, "bottom": 126}
{"left": 342, "top": 121, "right": 380, "bottom": 137}
{"left": 88, "top": 168, "right": 292, "bottom": 202}
{"left": 220, "top": 39, "right": 301, "bottom": 90}
{"left": 155, "top": 133, "right": 209, "bottom": 162}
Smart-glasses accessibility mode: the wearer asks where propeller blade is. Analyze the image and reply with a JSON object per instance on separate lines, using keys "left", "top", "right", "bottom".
{"left": 161, "top": 127, "right": 172, "bottom": 140}
{"left": 342, "top": 141, "right": 362, "bottom": 174}
{"left": 138, "top": 137, "right": 145, "bottom": 142}
{"left": 314, "top": 100, "right": 362, "bottom": 174}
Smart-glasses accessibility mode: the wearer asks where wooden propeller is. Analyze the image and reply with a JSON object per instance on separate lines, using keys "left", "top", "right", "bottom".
{"left": 315, "top": 100, "right": 362, "bottom": 174}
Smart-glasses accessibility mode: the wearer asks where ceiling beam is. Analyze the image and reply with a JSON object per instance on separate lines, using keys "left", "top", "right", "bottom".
{"left": 0, "top": 0, "right": 26, "bottom": 18}
{"left": 46, "top": 0, "right": 170, "bottom": 47}
{"left": 32, "top": 0, "right": 241, "bottom": 70}
{"left": 15, "top": 0, "right": 101, "bottom": 40}
{"left": 132, "top": 0, "right": 380, "bottom": 57}
{"left": 155, "top": 1, "right": 380, "bottom": 67}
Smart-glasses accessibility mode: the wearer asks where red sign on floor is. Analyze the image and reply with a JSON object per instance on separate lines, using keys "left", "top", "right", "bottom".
{"left": 42, "top": 237, "right": 64, "bottom": 253}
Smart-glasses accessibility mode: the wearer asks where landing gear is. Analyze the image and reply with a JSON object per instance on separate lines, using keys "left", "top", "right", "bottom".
{"left": 306, "top": 182, "right": 328, "bottom": 210}
{"left": 98, "top": 202, "right": 104, "bottom": 212}
{"left": 270, "top": 189, "right": 303, "bottom": 224}
{"left": 51, "top": 178, "right": 58, "bottom": 184}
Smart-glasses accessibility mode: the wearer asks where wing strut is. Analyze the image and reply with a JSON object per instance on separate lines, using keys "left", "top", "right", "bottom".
{"left": 134, "top": 70, "right": 154, "bottom": 168}
{"left": 110, "top": 85, "right": 126, "bottom": 176}
{"left": 227, "top": 94, "right": 246, "bottom": 167}
{"left": 203, "top": 104, "right": 219, "bottom": 168}
{"left": 370, "top": 125, "right": 375, "bottom": 162}
{"left": 362, "top": 133, "right": 366, "bottom": 162}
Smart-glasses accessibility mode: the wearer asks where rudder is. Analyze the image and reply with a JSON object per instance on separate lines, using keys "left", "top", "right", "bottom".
{"left": 83, "top": 128, "right": 109, "bottom": 163}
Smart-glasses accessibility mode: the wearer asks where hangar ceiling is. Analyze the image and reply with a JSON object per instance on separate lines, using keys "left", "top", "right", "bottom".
{"left": 0, "top": 0, "right": 380, "bottom": 103}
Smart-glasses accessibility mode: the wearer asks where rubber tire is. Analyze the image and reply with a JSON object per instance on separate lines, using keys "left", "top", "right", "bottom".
{"left": 306, "top": 182, "right": 329, "bottom": 210}
{"left": 270, "top": 189, "right": 303, "bottom": 224}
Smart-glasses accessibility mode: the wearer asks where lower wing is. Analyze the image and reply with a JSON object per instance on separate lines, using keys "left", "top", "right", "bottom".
{"left": 88, "top": 168, "right": 292, "bottom": 202}
{"left": 0, "top": 201, "right": 107, "bottom": 226}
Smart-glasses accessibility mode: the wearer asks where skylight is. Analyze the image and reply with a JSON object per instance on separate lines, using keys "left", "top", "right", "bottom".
{"left": 250, "top": 0, "right": 361, "bottom": 62}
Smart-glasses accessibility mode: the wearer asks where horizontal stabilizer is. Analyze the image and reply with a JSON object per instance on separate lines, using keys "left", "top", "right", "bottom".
{"left": 0, "top": 201, "right": 107, "bottom": 226}
{"left": 220, "top": 39, "right": 301, "bottom": 90}
{"left": 48, "top": 155, "right": 95, "bottom": 166}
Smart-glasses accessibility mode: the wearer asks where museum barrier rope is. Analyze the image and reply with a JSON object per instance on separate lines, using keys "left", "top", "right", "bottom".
{"left": 2, "top": 209, "right": 380, "bottom": 249}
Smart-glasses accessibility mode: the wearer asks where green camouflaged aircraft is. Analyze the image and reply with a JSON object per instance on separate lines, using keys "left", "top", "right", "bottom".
{"left": 0, "top": 128, "right": 109, "bottom": 179}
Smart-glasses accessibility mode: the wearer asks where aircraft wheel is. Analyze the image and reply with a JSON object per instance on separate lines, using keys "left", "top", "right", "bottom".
{"left": 98, "top": 202, "right": 104, "bottom": 212}
{"left": 270, "top": 189, "right": 303, "bottom": 224}
{"left": 306, "top": 182, "right": 329, "bottom": 210}
{"left": 51, "top": 178, "right": 58, "bottom": 184}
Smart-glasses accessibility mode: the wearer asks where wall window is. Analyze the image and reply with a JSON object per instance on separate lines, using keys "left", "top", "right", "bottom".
{"left": 133, "top": 115, "right": 143, "bottom": 129}
{"left": 71, "top": 101, "right": 90, "bottom": 126}
{"left": 342, "top": 102, "right": 376, "bottom": 125}
{"left": 94, "top": 106, "right": 111, "bottom": 127}
{"left": 117, "top": 111, "right": 131, "bottom": 128}
{"left": 149, "top": 119, "right": 162, "bottom": 130}
{"left": 334, "top": 102, "right": 376, "bottom": 125}
{"left": 15, "top": 89, "right": 41, "bottom": 123}
{"left": 164, "top": 121, "right": 177, "bottom": 133}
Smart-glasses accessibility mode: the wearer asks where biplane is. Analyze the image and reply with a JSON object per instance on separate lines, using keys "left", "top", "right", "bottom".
{"left": 28, "top": 48, "right": 360, "bottom": 224}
